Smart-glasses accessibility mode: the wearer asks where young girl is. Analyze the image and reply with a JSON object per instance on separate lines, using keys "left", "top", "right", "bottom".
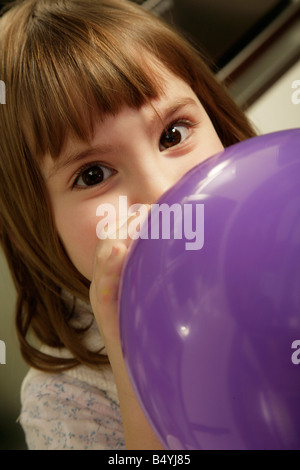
{"left": 0, "top": 0, "right": 256, "bottom": 450}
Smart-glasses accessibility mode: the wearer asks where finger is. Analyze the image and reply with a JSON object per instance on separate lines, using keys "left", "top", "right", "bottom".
{"left": 91, "top": 243, "right": 127, "bottom": 307}
{"left": 90, "top": 243, "right": 127, "bottom": 342}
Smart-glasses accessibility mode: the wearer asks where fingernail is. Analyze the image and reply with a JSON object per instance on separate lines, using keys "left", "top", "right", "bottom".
{"left": 111, "top": 245, "right": 120, "bottom": 257}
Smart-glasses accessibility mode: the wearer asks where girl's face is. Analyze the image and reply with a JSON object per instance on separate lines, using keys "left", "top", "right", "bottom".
{"left": 42, "top": 68, "right": 224, "bottom": 281}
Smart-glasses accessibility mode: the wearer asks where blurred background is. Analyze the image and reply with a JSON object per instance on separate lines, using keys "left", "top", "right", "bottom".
{"left": 0, "top": 0, "right": 299, "bottom": 450}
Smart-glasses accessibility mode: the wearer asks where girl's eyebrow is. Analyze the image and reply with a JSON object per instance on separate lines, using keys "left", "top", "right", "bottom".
{"left": 150, "top": 97, "right": 199, "bottom": 126}
{"left": 47, "top": 96, "right": 199, "bottom": 179}
{"left": 47, "top": 145, "right": 113, "bottom": 179}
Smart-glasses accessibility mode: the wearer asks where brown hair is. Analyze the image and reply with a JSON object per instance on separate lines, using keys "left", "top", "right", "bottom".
{"left": 0, "top": 0, "right": 256, "bottom": 372}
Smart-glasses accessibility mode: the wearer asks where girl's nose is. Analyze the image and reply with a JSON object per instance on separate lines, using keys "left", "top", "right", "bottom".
{"left": 129, "top": 171, "right": 177, "bottom": 206}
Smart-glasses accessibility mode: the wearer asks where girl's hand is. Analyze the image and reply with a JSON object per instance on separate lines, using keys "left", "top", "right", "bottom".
{"left": 89, "top": 211, "right": 143, "bottom": 349}
{"left": 89, "top": 208, "right": 163, "bottom": 449}
{"left": 90, "top": 238, "right": 129, "bottom": 349}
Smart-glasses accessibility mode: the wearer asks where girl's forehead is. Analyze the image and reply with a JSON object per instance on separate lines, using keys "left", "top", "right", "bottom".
{"left": 34, "top": 57, "right": 193, "bottom": 161}
{"left": 71, "top": 70, "right": 197, "bottom": 137}
{"left": 42, "top": 72, "right": 201, "bottom": 177}
{"left": 47, "top": 67, "right": 196, "bottom": 149}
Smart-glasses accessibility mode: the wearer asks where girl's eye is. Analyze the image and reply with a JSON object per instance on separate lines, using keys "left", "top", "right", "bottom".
{"left": 73, "top": 164, "right": 115, "bottom": 189}
{"left": 159, "top": 122, "right": 191, "bottom": 150}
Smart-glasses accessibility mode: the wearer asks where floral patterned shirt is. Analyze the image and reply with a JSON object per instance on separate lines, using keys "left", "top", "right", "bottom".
{"left": 19, "top": 366, "right": 125, "bottom": 450}
{"left": 19, "top": 294, "right": 125, "bottom": 450}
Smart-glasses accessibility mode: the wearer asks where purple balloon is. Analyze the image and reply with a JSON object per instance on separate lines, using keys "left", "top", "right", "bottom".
{"left": 119, "top": 129, "right": 300, "bottom": 450}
